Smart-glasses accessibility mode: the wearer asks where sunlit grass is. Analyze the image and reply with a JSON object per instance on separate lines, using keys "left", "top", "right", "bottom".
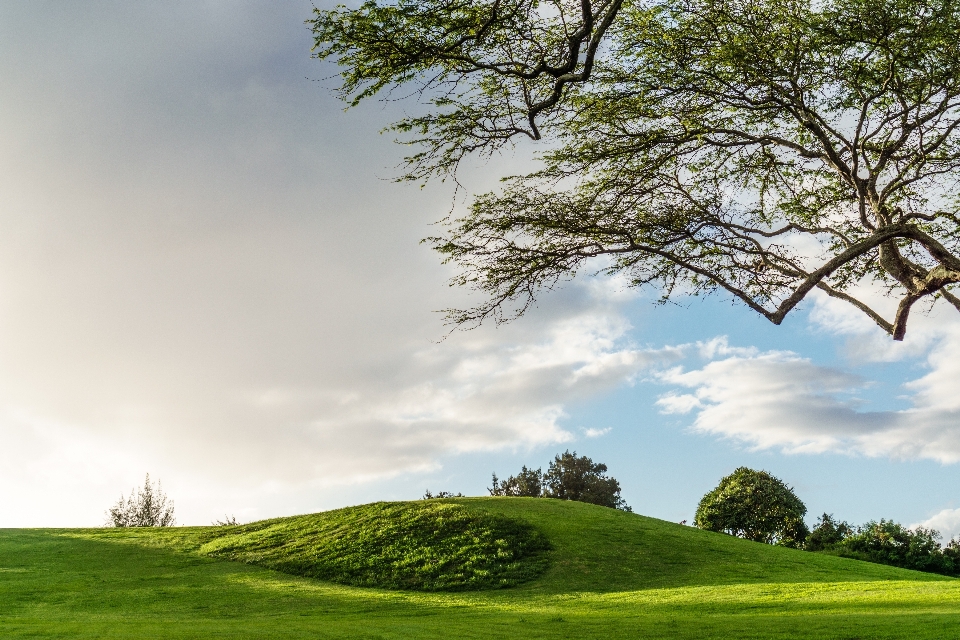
{"left": 2, "top": 498, "right": 958, "bottom": 638}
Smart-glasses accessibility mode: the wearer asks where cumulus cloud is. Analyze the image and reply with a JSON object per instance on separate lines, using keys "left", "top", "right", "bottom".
{"left": 915, "top": 509, "right": 960, "bottom": 541}
{"left": 0, "top": 301, "right": 674, "bottom": 525}
{"left": 656, "top": 327, "right": 960, "bottom": 462}
{"left": 268, "top": 310, "right": 677, "bottom": 480}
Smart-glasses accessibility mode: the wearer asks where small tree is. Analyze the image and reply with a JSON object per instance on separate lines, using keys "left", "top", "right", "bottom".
{"left": 422, "top": 490, "right": 465, "bottom": 499}
{"left": 542, "top": 451, "right": 631, "bottom": 511}
{"left": 106, "top": 474, "right": 175, "bottom": 527}
{"left": 805, "top": 513, "right": 854, "bottom": 551}
{"left": 490, "top": 453, "right": 630, "bottom": 510}
{"left": 695, "top": 468, "right": 807, "bottom": 547}
{"left": 489, "top": 466, "right": 543, "bottom": 498}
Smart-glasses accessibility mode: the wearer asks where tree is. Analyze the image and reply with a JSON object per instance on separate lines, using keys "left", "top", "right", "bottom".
{"left": 489, "top": 452, "right": 630, "bottom": 510}
{"left": 423, "top": 489, "right": 465, "bottom": 498}
{"left": 312, "top": 0, "right": 960, "bottom": 340}
{"left": 489, "top": 466, "right": 543, "bottom": 497}
{"left": 695, "top": 467, "right": 807, "bottom": 547}
{"left": 840, "top": 520, "right": 951, "bottom": 574}
{"left": 803, "top": 514, "right": 960, "bottom": 575}
{"left": 804, "top": 512, "right": 854, "bottom": 551}
{"left": 106, "top": 474, "right": 176, "bottom": 528}
{"left": 542, "top": 450, "right": 630, "bottom": 511}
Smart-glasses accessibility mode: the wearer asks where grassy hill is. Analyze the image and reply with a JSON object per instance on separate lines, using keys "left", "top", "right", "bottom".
{"left": 2, "top": 497, "right": 959, "bottom": 638}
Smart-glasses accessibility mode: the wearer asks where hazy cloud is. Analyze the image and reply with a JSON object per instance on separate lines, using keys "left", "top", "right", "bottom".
{"left": 0, "top": 2, "right": 676, "bottom": 524}
{"left": 583, "top": 427, "right": 612, "bottom": 438}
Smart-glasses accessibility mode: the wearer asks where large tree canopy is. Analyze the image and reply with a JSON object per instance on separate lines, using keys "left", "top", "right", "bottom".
{"left": 695, "top": 467, "right": 808, "bottom": 547}
{"left": 311, "top": 0, "right": 960, "bottom": 340}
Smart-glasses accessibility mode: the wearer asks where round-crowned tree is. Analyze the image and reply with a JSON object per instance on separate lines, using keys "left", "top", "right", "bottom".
{"left": 695, "top": 468, "right": 808, "bottom": 547}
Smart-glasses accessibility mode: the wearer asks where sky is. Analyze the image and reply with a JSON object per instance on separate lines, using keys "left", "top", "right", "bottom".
{"left": 2, "top": 1, "right": 960, "bottom": 538}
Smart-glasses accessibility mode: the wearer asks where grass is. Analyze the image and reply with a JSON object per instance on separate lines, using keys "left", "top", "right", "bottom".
{"left": 197, "top": 501, "right": 552, "bottom": 590}
{"left": 1, "top": 497, "right": 959, "bottom": 638}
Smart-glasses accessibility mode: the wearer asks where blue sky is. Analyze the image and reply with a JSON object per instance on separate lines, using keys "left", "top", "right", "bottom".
{"left": 1, "top": 1, "right": 959, "bottom": 537}
{"left": 401, "top": 297, "right": 960, "bottom": 529}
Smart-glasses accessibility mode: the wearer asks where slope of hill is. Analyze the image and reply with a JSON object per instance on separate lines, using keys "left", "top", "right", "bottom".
{"left": 459, "top": 498, "right": 936, "bottom": 592}
{"left": 1, "top": 498, "right": 958, "bottom": 638}
{"left": 197, "top": 500, "right": 553, "bottom": 590}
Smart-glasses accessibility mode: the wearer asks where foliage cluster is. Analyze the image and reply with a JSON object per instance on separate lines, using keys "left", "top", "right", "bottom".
{"left": 695, "top": 467, "right": 808, "bottom": 547}
{"left": 198, "top": 501, "right": 551, "bottom": 591}
{"left": 808, "top": 514, "right": 960, "bottom": 576}
{"left": 490, "top": 451, "right": 631, "bottom": 511}
{"left": 105, "top": 474, "right": 175, "bottom": 528}
{"left": 490, "top": 465, "right": 543, "bottom": 498}
{"left": 422, "top": 490, "right": 465, "bottom": 499}
{"left": 312, "top": 0, "right": 960, "bottom": 341}
{"left": 804, "top": 512, "right": 854, "bottom": 551}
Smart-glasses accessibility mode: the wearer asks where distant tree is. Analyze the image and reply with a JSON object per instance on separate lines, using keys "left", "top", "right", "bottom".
{"left": 805, "top": 513, "right": 854, "bottom": 551}
{"left": 839, "top": 520, "right": 951, "bottom": 574}
{"left": 489, "top": 466, "right": 543, "bottom": 498}
{"left": 941, "top": 537, "right": 960, "bottom": 573}
{"left": 490, "top": 453, "right": 630, "bottom": 511}
{"left": 803, "top": 514, "right": 960, "bottom": 576}
{"left": 423, "top": 490, "right": 464, "bottom": 499}
{"left": 106, "top": 474, "right": 175, "bottom": 528}
{"left": 695, "top": 468, "right": 807, "bottom": 547}
{"left": 212, "top": 515, "right": 239, "bottom": 526}
{"left": 542, "top": 451, "right": 631, "bottom": 512}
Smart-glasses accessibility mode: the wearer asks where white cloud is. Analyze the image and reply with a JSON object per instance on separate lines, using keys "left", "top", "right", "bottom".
{"left": 0, "top": 283, "right": 675, "bottom": 525}
{"left": 656, "top": 324, "right": 960, "bottom": 462}
{"left": 583, "top": 427, "right": 612, "bottom": 438}
{"left": 807, "top": 289, "right": 940, "bottom": 362}
{"left": 915, "top": 508, "right": 960, "bottom": 541}
{"left": 292, "top": 310, "right": 672, "bottom": 474}
{"left": 696, "top": 336, "right": 759, "bottom": 359}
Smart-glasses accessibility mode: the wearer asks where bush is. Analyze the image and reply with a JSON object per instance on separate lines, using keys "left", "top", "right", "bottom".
{"left": 834, "top": 520, "right": 960, "bottom": 575}
{"left": 422, "top": 490, "right": 464, "bottom": 499}
{"left": 106, "top": 474, "right": 175, "bottom": 527}
{"left": 804, "top": 514, "right": 960, "bottom": 577}
{"left": 805, "top": 513, "right": 854, "bottom": 551}
{"left": 490, "top": 452, "right": 631, "bottom": 511}
{"left": 695, "top": 467, "right": 807, "bottom": 547}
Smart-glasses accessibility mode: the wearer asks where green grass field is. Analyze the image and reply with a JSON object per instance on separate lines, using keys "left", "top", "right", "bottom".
{"left": 2, "top": 498, "right": 959, "bottom": 638}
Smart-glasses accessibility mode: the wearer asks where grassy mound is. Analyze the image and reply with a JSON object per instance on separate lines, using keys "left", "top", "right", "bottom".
{"left": 3, "top": 498, "right": 960, "bottom": 638}
{"left": 451, "top": 497, "right": 940, "bottom": 592}
{"left": 197, "top": 500, "right": 551, "bottom": 591}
